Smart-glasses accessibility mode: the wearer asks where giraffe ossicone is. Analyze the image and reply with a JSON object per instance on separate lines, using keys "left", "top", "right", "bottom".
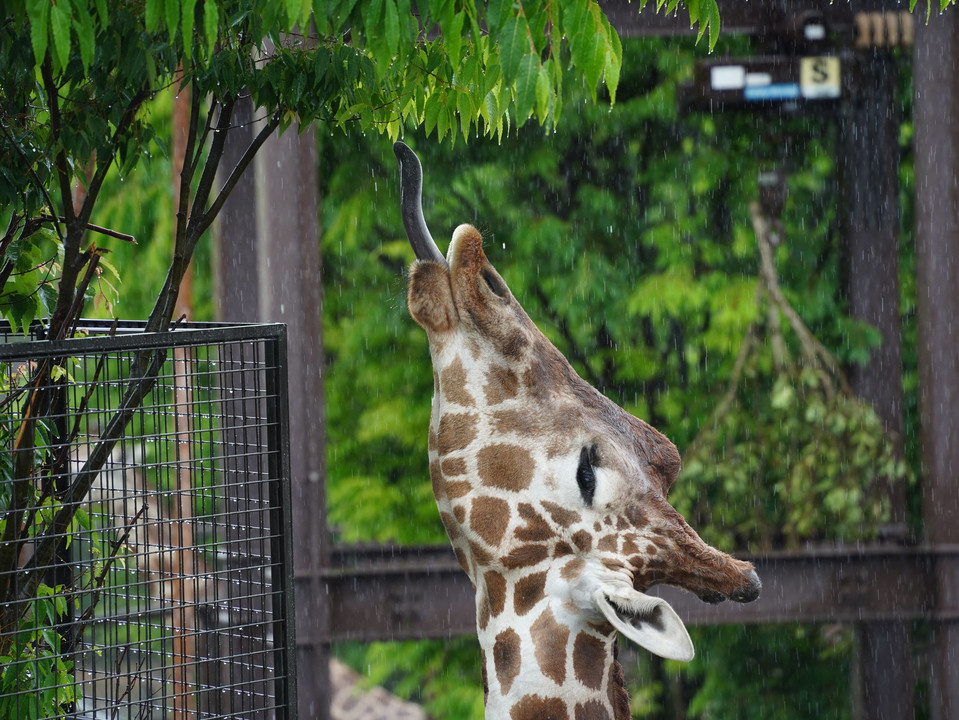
{"left": 394, "top": 142, "right": 760, "bottom": 720}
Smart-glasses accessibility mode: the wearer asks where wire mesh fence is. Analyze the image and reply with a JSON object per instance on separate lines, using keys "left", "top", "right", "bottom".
{"left": 0, "top": 320, "right": 295, "bottom": 720}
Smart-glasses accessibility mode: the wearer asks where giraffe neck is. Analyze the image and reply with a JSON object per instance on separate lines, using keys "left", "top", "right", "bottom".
{"left": 478, "top": 591, "right": 630, "bottom": 720}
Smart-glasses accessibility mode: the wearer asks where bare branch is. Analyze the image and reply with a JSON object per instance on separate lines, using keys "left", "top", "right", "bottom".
{"left": 199, "top": 111, "right": 280, "bottom": 235}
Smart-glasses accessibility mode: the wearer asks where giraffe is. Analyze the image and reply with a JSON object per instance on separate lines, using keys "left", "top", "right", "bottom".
{"left": 394, "top": 142, "right": 761, "bottom": 720}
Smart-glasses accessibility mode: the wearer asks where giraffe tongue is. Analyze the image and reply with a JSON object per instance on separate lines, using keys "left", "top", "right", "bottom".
{"left": 595, "top": 589, "right": 695, "bottom": 662}
{"left": 394, "top": 142, "right": 448, "bottom": 267}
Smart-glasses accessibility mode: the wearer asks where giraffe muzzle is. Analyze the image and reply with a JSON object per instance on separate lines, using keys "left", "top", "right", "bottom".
{"left": 730, "top": 568, "right": 762, "bottom": 603}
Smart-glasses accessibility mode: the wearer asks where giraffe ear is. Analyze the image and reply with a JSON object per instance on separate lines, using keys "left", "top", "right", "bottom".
{"left": 595, "top": 588, "right": 695, "bottom": 662}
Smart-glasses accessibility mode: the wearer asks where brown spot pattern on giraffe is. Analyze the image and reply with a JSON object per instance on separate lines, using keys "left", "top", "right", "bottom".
{"left": 573, "top": 632, "right": 607, "bottom": 690}
{"left": 515, "top": 503, "right": 554, "bottom": 542}
{"left": 484, "top": 571, "right": 506, "bottom": 617}
{"left": 439, "top": 511, "right": 460, "bottom": 541}
{"left": 531, "top": 607, "right": 569, "bottom": 685}
{"left": 597, "top": 534, "right": 618, "bottom": 553}
{"left": 561, "top": 557, "right": 586, "bottom": 581}
{"left": 429, "top": 460, "right": 443, "bottom": 500}
{"left": 445, "top": 480, "right": 472, "bottom": 499}
{"left": 468, "top": 538, "right": 493, "bottom": 567}
{"left": 575, "top": 700, "right": 612, "bottom": 720}
{"left": 622, "top": 536, "right": 640, "bottom": 556}
{"left": 437, "top": 412, "right": 478, "bottom": 455}
{"left": 503, "top": 543, "right": 549, "bottom": 569}
{"left": 470, "top": 496, "right": 511, "bottom": 547}
{"left": 440, "top": 356, "right": 475, "bottom": 407}
{"left": 510, "top": 695, "right": 569, "bottom": 720}
{"left": 454, "top": 547, "right": 470, "bottom": 574}
{"left": 492, "top": 408, "right": 535, "bottom": 435}
{"left": 477, "top": 443, "right": 534, "bottom": 491}
{"left": 493, "top": 628, "right": 521, "bottom": 695}
{"left": 513, "top": 570, "right": 548, "bottom": 616}
{"left": 541, "top": 500, "right": 582, "bottom": 528}
{"left": 609, "top": 658, "right": 630, "bottom": 720}
{"left": 601, "top": 558, "right": 627, "bottom": 574}
{"left": 572, "top": 529, "right": 593, "bottom": 553}
{"left": 441, "top": 457, "right": 467, "bottom": 476}
{"left": 478, "top": 596, "right": 490, "bottom": 630}
{"left": 484, "top": 365, "right": 520, "bottom": 405}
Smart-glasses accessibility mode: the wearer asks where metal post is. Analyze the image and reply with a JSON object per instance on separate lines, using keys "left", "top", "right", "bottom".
{"left": 914, "top": 9, "right": 959, "bottom": 720}
{"left": 838, "top": 49, "right": 913, "bottom": 720}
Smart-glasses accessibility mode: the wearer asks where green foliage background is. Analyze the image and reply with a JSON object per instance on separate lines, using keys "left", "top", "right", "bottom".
{"left": 0, "top": 0, "right": 920, "bottom": 713}
{"left": 321, "top": 36, "right": 917, "bottom": 718}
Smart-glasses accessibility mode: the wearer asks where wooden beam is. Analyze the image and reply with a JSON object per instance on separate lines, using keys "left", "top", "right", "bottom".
{"left": 323, "top": 544, "right": 955, "bottom": 642}
{"left": 600, "top": 0, "right": 912, "bottom": 39}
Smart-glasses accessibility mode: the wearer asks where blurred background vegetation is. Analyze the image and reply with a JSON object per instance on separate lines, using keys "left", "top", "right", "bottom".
{"left": 78, "top": 32, "right": 918, "bottom": 720}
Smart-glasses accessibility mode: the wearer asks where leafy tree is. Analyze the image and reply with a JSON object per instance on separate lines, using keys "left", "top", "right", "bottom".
{"left": 2, "top": 0, "right": 716, "bottom": 714}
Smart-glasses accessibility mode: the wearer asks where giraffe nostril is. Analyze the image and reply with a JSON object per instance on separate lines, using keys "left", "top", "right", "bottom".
{"left": 730, "top": 570, "right": 762, "bottom": 603}
{"left": 699, "top": 590, "right": 726, "bottom": 605}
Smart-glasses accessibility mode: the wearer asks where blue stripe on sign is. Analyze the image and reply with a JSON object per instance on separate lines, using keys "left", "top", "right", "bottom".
{"left": 744, "top": 83, "right": 801, "bottom": 101}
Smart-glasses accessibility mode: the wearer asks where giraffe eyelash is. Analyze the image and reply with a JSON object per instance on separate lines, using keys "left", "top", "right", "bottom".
{"left": 577, "top": 446, "right": 597, "bottom": 506}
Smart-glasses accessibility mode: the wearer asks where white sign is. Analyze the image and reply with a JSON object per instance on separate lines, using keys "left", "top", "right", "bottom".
{"left": 711, "top": 65, "right": 746, "bottom": 91}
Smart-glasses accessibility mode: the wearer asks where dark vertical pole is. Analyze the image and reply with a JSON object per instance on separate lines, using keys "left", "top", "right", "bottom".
{"left": 914, "top": 10, "right": 959, "bottom": 720}
{"left": 254, "top": 124, "right": 329, "bottom": 720}
{"left": 838, "top": 49, "right": 912, "bottom": 720}
{"left": 216, "top": 96, "right": 260, "bottom": 324}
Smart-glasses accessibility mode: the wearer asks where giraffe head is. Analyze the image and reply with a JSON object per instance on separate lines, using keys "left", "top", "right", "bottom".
{"left": 395, "top": 142, "right": 760, "bottom": 714}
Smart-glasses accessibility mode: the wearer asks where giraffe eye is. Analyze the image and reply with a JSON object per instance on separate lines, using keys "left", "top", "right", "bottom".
{"left": 576, "top": 446, "right": 596, "bottom": 506}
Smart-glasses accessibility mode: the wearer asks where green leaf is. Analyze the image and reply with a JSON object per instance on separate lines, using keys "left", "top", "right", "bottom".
{"left": 442, "top": 10, "right": 465, "bottom": 68}
{"left": 164, "top": 0, "right": 179, "bottom": 42}
{"left": 181, "top": 0, "right": 197, "bottom": 59}
{"left": 584, "top": 28, "right": 608, "bottom": 96}
{"left": 202, "top": 0, "right": 218, "bottom": 55}
{"left": 145, "top": 0, "right": 161, "bottom": 31}
{"left": 49, "top": 1, "right": 71, "bottom": 71}
{"left": 602, "top": 15, "right": 622, "bottom": 103}
{"left": 384, "top": 0, "right": 400, "bottom": 56}
{"left": 94, "top": 0, "right": 108, "bottom": 25}
{"left": 424, "top": 93, "right": 443, "bottom": 137}
{"left": 456, "top": 90, "right": 472, "bottom": 140}
{"left": 534, "top": 61, "right": 551, "bottom": 122}
{"left": 706, "top": 0, "right": 721, "bottom": 50}
{"left": 72, "top": 0, "right": 96, "bottom": 71}
{"left": 513, "top": 53, "right": 539, "bottom": 125}
{"left": 26, "top": 0, "right": 50, "bottom": 64}
{"left": 499, "top": 15, "right": 530, "bottom": 85}
{"left": 285, "top": 0, "right": 299, "bottom": 27}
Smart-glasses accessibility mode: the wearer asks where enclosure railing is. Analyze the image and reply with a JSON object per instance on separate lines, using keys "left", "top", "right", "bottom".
{"left": 0, "top": 320, "right": 296, "bottom": 720}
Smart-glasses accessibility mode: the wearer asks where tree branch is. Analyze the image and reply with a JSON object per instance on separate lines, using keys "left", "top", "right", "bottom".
{"left": 200, "top": 111, "right": 280, "bottom": 235}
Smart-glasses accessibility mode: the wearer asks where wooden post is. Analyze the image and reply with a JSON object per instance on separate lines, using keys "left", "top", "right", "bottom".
{"left": 217, "top": 113, "right": 329, "bottom": 719}
{"left": 914, "top": 9, "right": 959, "bottom": 720}
{"left": 254, "top": 119, "right": 329, "bottom": 720}
{"left": 838, "top": 49, "right": 913, "bottom": 720}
